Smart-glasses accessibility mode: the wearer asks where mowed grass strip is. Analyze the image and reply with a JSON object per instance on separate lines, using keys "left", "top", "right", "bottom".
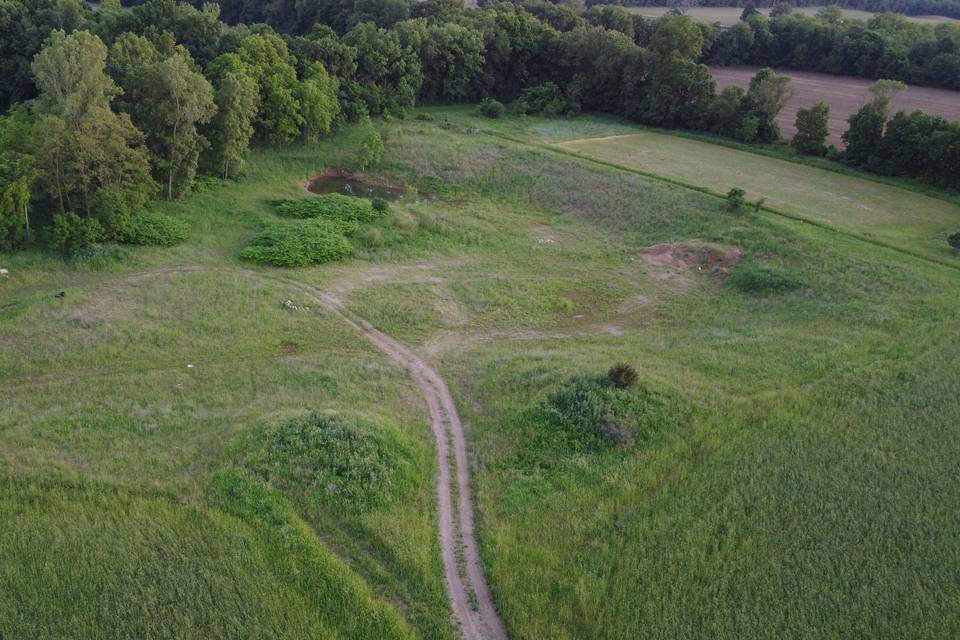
{"left": 553, "top": 131, "right": 960, "bottom": 261}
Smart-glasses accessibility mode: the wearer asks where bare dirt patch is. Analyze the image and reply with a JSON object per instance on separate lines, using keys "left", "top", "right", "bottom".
{"left": 642, "top": 242, "right": 744, "bottom": 273}
{"left": 711, "top": 66, "right": 960, "bottom": 147}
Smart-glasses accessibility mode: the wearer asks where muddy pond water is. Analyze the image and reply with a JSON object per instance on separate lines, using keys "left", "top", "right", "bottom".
{"left": 306, "top": 174, "right": 409, "bottom": 201}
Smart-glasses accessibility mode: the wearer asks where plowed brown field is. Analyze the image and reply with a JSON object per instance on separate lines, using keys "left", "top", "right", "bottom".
{"left": 711, "top": 66, "right": 960, "bottom": 146}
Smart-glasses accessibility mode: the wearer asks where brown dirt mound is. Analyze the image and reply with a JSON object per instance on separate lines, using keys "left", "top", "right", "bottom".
{"left": 642, "top": 242, "right": 743, "bottom": 273}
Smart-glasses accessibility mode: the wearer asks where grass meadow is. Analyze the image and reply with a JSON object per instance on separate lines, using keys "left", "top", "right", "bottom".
{"left": 2, "top": 110, "right": 959, "bottom": 638}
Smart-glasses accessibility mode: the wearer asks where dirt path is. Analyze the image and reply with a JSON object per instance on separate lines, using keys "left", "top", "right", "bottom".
{"left": 87, "top": 265, "right": 509, "bottom": 640}
{"left": 312, "top": 288, "right": 508, "bottom": 640}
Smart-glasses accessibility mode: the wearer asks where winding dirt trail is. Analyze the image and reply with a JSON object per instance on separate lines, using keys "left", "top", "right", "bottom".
{"left": 311, "top": 288, "right": 509, "bottom": 640}
{"left": 89, "top": 265, "right": 508, "bottom": 639}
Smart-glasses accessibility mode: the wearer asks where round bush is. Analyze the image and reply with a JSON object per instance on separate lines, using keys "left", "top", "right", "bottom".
{"left": 240, "top": 219, "right": 352, "bottom": 267}
{"left": 608, "top": 363, "right": 638, "bottom": 389}
{"left": 949, "top": 231, "right": 960, "bottom": 253}
{"left": 478, "top": 98, "right": 505, "bottom": 119}
{"left": 371, "top": 197, "right": 389, "bottom": 213}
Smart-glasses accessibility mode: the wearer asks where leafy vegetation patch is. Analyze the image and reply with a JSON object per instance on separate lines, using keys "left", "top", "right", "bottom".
{"left": 273, "top": 194, "right": 383, "bottom": 224}
{"left": 240, "top": 219, "right": 352, "bottom": 267}
{"left": 242, "top": 413, "right": 417, "bottom": 515}
{"left": 127, "top": 211, "right": 189, "bottom": 246}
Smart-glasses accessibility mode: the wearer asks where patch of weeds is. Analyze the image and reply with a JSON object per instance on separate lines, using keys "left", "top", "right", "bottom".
{"left": 240, "top": 219, "right": 352, "bottom": 267}
{"left": 242, "top": 412, "right": 417, "bottom": 515}
{"left": 68, "top": 243, "right": 135, "bottom": 269}
{"left": 728, "top": 260, "right": 802, "bottom": 295}
{"left": 127, "top": 211, "right": 188, "bottom": 247}
{"left": 272, "top": 194, "right": 383, "bottom": 224}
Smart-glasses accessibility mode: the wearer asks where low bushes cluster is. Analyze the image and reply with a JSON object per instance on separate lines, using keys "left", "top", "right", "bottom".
{"left": 727, "top": 260, "right": 802, "bottom": 295}
{"left": 478, "top": 98, "right": 505, "bottom": 119}
{"left": 244, "top": 412, "right": 416, "bottom": 514}
{"left": 272, "top": 194, "right": 382, "bottom": 223}
{"left": 240, "top": 218, "right": 352, "bottom": 267}
{"left": 516, "top": 83, "right": 578, "bottom": 117}
{"left": 126, "top": 211, "right": 189, "bottom": 247}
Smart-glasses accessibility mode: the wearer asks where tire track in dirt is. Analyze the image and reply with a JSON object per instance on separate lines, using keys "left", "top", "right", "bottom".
{"left": 76, "top": 265, "right": 509, "bottom": 640}
{"left": 304, "top": 286, "right": 509, "bottom": 640}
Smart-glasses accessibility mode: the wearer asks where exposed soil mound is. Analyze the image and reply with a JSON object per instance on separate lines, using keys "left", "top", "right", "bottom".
{"left": 642, "top": 242, "right": 743, "bottom": 274}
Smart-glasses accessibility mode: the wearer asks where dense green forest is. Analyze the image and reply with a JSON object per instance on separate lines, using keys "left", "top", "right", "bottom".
{"left": 1, "top": 0, "right": 958, "bottom": 254}
{"left": 619, "top": 0, "right": 960, "bottom": 20}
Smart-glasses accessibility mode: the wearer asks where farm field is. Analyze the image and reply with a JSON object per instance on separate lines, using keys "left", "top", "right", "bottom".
{"left": 438, "top": 109, "right": 959, "bottom": 263}
{"left": 3, "top": 111, "right": 960, "bottom": 639}
{"left": 627, "top": 5, "right": 957, "bottom": 25}
{"left": 712, "top": 66, "right": 960, "bottom": 146}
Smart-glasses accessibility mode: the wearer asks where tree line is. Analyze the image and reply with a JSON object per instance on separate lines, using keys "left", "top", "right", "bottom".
{"left": 617, "top": 0, "right": 960, "bottom": 21}
{"left": 1, "top": 0, "right": 957, "bottom": 252}
{"left": 705, "top": 6, "right": 960, "bottom": 90}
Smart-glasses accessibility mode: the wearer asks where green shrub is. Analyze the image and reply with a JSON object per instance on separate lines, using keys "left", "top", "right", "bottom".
{"left": 245, "top": 413, "right": 416, "bottom": 514}
{"left": 127, "top": 211, "right": 188, "bottom": 246}
{"left": 371, "top": 197, "right": 389, "bottom": 213}
{"left": 478, "top": 98, "right": 505, "bottom": 119}
{"left": 240, "top": 219, "right": 352, "bottom": 267}
{"left": 91, "top": 188, "right": 135, "bottom": 242}
{"left": 725, "top": 187, "right": 747, "bottom": 211}
{"left": 273, "top": 194, "right": 381, "bottom": 224}
{"left": 949, "top": 231, "right": 960, "bottom": 253}
{"left": 608, "top": 363, "right": 638, "bottom": 389}
{"left": 357, "top": 117, "right": 384, "bottom": 170}
{"left": 727, "top": 260, "right": 802, "bottom": 294}
{"left": 48, "top": 212, "right": 104, "bottom": 256}
{"left": 516, "top": 82, "right": 578, "bottom": 117}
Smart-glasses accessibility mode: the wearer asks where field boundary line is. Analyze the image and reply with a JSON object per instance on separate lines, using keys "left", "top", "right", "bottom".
{"left": 479, "top": 128, "right": 960, "bottom": 273}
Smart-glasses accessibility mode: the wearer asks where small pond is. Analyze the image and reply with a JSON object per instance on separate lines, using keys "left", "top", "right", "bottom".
{"left": 306, "top": 173, "right": 408, "bottom": 201}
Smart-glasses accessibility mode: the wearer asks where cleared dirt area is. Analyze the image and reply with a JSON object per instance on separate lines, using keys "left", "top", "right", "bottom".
{"left": 629, "top": 6, "right": 956, "bottom": 26}
{"left": 712, "top": 66, "right": 960, "bottom": 146}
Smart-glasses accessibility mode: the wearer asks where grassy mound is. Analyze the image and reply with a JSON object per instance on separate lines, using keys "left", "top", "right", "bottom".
{"left": 543, "top": 374, "right": 678, "bottom": 450}
{"left": 273, "top": 194, "right": 382, "bottom": 223}
{"left": 240, "top": 219, "right": 352, "bottom": 267}
{"left": 243, "top": 413, "right": 417, "bottom": 515}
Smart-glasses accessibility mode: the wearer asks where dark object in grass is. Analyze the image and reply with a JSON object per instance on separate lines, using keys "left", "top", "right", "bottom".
{"left": 55, "top": 291, "right": 65, "bottom": 298}
{"left": 371, "top": 197, "right": 389, "bottom": 213}
{"left": 949, "top": 231, "right": 960, "bottom": 254}
{"left": 608, "top": 362, "right": 638, "bottom": 389}
{"left": 725, "top": 187, "right": 746, "bottom": 211}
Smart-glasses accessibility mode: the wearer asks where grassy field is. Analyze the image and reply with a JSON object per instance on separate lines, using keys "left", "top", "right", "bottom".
{"left": 2, "top": 110, "right": 960, "bottom": 638}
{"left": 429, "top": 109, "right": 960, "bottom": 263}
{"left": 626, "top": 5, "right": 957, "bottom": 25}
